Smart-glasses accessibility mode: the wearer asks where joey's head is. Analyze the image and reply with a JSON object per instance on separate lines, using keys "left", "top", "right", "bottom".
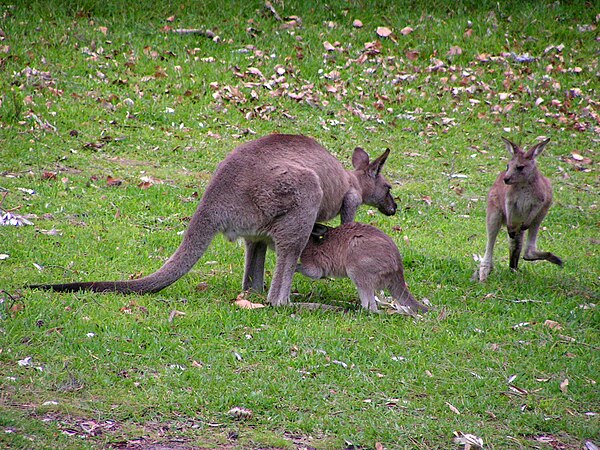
{"left": 502, "top": 137, "right": 550, "bottom": 186}
{"left": 352, "top": 147, "right": 397, "bottom": 216}
{"left": 309, "top": 223, "right": 332, "bottom": 244}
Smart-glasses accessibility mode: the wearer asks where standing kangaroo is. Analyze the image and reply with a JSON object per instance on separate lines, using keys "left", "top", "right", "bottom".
{"left": 298, "top": 222, "right": 428, "bottom": 313}
{"left": 30, "top": 134, "right": 397, "bottom": 306}
{"left": 477, "top": 137, "right": 562, "bottom": 282}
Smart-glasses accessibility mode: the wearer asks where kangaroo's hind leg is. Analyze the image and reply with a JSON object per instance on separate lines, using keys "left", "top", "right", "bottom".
{"left": 243, "top": 240, "right": 268, "bottom": 292}
{"left": 522, "top": 219, "right": 563, "bottom": 267}
{"left": 478, "top": 208, "right": 503, "bottom": 281}
{"left": 508, "top": 227, "right": 524, "bottom": 271}
{"left": 266, "top": 173, "right": 322, "bottom": 307}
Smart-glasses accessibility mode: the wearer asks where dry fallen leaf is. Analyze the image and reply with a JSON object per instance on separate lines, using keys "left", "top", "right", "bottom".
{"left": 106, "top": 175, "right": 123, "bottom": 186}
{"left": 353, "top": 19, "right": 363, "bottom": 28}
{"left": 168, "top": 310, "right": 186, "bottom": 323}
{"left": 42, "top": 171, "right": 57, "bottom": 180}
{"left": 453, "top": 432, "right": 484, "bottom": 449}
{"left": 376, "top": 26, "right": 393, "bottom": 37}
{"left": 235, "top": 299, "right": 266, "bottom": 309}
{"left": 544, "top": 319, "right": 563, "bottom": 330}
{"left": 400, "top": 26, "right": 413, "bottom": 35}
{"left": 571, "top": 152, "right": 584, "bottom": 161}
{"left": 446, "top": 402, "right": 461, "bottom": 415}
{"left": 234, "top": 292, "right": 265, "bottom": 309}
{"left": 448, "top": 45, "right": 463, "bottom": 56}
{"left": 405, "top": 50, "right": 419, "bottom": 61}
{"left": 228, "top": 406, "right": 253, "bottom": 419}
{"left": 323, "top": 41, "right": 336, "bottom": 52}
{"left": 560, "top": 378, "right": 569, "bottom": 393}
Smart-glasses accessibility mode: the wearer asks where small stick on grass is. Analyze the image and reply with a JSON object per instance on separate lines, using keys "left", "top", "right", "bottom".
{"left": 172, "top": 28, "right": 220, "bottom": 41}
{"left": 264, "top": 1, "right": 283, "bottom": 21}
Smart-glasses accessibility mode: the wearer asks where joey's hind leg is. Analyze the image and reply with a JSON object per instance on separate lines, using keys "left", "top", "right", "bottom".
{"left": 523, "top": 222, "right": 563, "bottom": 266}
{"left": 243, "top": 240, "right": 268, "bottom": 292}
{"left": 357, "top": 287, "right": 379, "bottom": 312}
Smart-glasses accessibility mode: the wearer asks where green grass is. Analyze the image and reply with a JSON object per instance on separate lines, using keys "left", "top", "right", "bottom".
{"left": 1, "top": 0, "right": 598, "bottom": 449}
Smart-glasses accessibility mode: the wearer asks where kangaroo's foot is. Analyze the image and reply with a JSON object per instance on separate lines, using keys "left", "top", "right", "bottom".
{"left": 523, "top": 250, "right": 563, "bottom": 267}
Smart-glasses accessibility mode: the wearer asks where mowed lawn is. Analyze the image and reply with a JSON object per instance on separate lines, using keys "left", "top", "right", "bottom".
{"left": 0, "top": 1, "right": 598, "bottom": 449}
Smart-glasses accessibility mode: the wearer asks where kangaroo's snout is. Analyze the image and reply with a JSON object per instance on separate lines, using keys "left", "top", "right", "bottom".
{"left": 380, "top": 201, "right": 397, "bottom": 216}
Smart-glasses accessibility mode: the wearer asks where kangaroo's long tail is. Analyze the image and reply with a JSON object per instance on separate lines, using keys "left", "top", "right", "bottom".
{"left": 29, "top": 211, "right": 218, "bottom": 294}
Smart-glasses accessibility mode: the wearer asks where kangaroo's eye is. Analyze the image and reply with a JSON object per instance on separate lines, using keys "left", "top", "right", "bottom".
{"left": 516, "top": 165, "right": 525, "bottom": 171}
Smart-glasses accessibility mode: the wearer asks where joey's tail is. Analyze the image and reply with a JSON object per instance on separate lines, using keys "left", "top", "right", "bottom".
{"left": 389, "top": 272, "right": 429, "bottom": 313}
{"left": 29, "top": 212, "right": 218, "bottom": 294}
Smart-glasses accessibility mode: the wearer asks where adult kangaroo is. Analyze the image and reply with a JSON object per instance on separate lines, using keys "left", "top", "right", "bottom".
{"left": 477, "top": 137, "right": 562, "bottom": 282}
{"left": 298, "top": 222, "right": 428, "bottom": 313}
{"left": 30, "top": 134, "right": 398, "bottom": 306}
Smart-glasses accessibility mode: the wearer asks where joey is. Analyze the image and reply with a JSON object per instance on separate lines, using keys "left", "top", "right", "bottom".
{"left": 298, "top": 222, "right": 428, "bottom": 313}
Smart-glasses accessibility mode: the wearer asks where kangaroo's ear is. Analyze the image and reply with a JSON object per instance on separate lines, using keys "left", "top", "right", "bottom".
{"left": 501, "top": 137, "right": 521, "bottom": 156}
{"left": 311, "top": 223, "right": 330, "bottom": 238}
{"left": 367, "top": 148, "right": 390, "bottom": 178}
{"left": 352, "top": 147, "right": 370, "bottom": 170}
{"left": 525, "top": 138, "right": 550, "bottom": 159}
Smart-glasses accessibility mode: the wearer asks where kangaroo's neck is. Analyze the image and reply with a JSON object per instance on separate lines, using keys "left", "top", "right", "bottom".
{"left": 346, "top": 170, "right": 364, "bottom": 199}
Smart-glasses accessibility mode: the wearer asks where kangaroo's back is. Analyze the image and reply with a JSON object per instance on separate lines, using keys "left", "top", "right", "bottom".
{"left": 209, "top": 135, "right": 352, "bottom": 224}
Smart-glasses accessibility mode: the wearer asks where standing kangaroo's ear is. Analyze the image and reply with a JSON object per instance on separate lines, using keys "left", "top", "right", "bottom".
{"left": 525, "top": 138, "right": 550, "bottom": 159}
{"left": 501, "top": 137, "right": 522, "bottom": 156}
{"left": 352, "top": 147, "right": 370, "bottom": 170}
{"left": 367, "top": 148, "right": 390, "bottom": 178}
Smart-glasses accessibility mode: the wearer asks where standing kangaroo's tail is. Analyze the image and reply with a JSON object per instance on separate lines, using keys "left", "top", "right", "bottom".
{"left": 29, "top": 212, "right": 218, "bottom": 294}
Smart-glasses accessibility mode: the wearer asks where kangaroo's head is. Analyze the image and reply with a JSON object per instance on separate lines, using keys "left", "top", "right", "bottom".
{"left": 502, "top": 137, "right": 550, "bottom": 185}
{"left": 352, "top": 147, "right": 397, "bottom": 216}
{"left": 309, "top": 223, "right": 332, "bottom": 244}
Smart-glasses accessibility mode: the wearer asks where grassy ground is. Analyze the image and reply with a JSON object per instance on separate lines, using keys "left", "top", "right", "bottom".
{"left": 1, "top": 1, "right": 598, "bottom": 449}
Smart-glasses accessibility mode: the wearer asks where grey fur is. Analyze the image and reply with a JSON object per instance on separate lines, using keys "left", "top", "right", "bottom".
{"left": 298, "top": 222, "right": 428, "bottom": 313}
{"left": 477, "top": 137, "right": 562, "bottom": 282}
{"left": 30, "top": 134, "right": 397, "bottom": 306}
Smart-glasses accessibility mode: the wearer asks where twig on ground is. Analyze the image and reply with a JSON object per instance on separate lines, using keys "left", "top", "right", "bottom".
{"left": 291, "top": 302, "right": 345, "bottom": 312}
{"left": 264, "top": 1, "right": 283, "bottom": 21}
{"left": 171, "top": 28, "right": 220, "bottom": 42}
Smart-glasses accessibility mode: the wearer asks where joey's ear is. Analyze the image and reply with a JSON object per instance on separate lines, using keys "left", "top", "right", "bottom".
{"left": 501, "top": 137, "right": 521, "bottom": 156}
{"left": 311, "top": 223, "right": 330, "bottom": 238}
{"left": 352, "top": 147, "right": 370, "bottom": 170}
{"left": 367, "top": 148, "right": 390, "bottom": 178}
{"left": 525, "top": 138, "right": 550, "bottom": 159}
